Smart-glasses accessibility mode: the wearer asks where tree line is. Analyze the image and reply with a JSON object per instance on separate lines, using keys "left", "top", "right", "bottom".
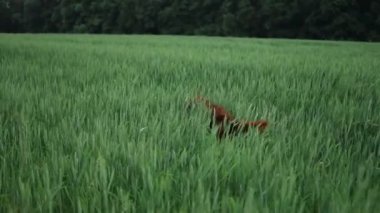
{"left": 1, "top": 0, "right": 379, "bottom": 41}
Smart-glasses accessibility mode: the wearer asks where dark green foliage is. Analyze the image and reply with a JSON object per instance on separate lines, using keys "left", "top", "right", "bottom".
{"left": 1, "top": 0, "right": 379, "bottom": 41}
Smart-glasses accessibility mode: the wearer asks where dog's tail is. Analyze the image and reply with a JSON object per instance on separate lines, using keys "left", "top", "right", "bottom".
{"left": 247, "top": 119, "right": 268, "bottom": 133}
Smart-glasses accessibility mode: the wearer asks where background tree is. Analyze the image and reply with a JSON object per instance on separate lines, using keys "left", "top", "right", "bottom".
{"left": 0, "top": 0, "right": 12, "bottom": 32}
{"left": 0, "top": 0, "right": 378, "bottom": 41}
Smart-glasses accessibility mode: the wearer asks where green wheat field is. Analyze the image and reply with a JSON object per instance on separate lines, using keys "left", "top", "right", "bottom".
{"left": 0, "top": 34, "right": 379, "bottom": 212}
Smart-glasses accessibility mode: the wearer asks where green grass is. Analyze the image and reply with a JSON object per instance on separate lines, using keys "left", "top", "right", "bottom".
{"left": 0, "top": 33, "right": 379, "bottom": 212}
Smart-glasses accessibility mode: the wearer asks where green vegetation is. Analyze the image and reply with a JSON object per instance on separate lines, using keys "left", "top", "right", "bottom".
{"left": 2, "top": 0, "right": 380, "bottom": 41}
{"left": 0, "top": 34, "right": 379, "bottom": 212}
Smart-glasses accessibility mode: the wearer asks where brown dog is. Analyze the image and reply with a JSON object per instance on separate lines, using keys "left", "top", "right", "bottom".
{"left": 187, "top": 96, "right": 268, "bottom": 140}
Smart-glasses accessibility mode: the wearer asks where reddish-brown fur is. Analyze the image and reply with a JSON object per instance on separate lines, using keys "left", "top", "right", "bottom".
{"left": 187, "top": 96, "right": 268, "bottom": 140}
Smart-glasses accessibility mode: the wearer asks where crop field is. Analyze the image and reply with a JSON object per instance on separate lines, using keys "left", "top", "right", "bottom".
{"left": 0, "top": 34, "right": 379, "bottom": 212}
